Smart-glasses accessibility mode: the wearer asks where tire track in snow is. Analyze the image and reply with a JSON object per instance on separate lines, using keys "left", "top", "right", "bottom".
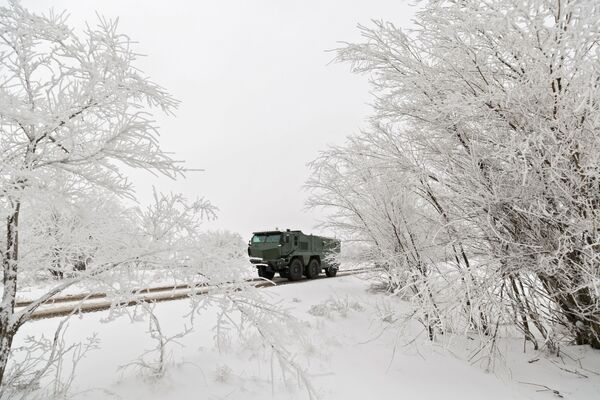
{"left": 15, "top": 268, "right": 372, "bottom": 320}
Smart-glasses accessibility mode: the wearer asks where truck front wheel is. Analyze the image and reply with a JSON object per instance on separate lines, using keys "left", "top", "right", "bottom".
{"left": 288, "top": 258, "right": 303, "bottom": 281}
{"left": 325, "top": 266, "right": 338, "bottom": 277}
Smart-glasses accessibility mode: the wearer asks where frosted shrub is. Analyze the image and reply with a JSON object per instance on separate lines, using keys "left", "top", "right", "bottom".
{"left": 308, "top": 296, "right": 364, "bottom": 319}
{"left": 213, "top": 365, "right": 233, "bottom": 383}
{"left": 309, "top": 0, "right": 600, "bottom": 350}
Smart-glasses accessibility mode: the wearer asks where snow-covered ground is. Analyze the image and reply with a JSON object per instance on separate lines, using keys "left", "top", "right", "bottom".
{"left": 14, "top": 275, "right": 600, "bottom": 399}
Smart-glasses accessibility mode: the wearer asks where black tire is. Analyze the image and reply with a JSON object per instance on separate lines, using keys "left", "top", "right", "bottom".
{"left": 325, "top": 266, "right": 338, "bottom": 277}
{"left": 288, "top": 258, "right": 304, "bottom": 281}
{"left": 279, "top": 270, "right": 289, "bottom": 278}
{"left": 258, "top": 266, "right": 275, "bottom": 280}
{"left": 306, "top": 258, "right": 320, "bottom": 279}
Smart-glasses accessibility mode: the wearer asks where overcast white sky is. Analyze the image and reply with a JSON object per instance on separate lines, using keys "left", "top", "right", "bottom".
{"left": 25, "top": 0, "right": 415, "bottom": 241}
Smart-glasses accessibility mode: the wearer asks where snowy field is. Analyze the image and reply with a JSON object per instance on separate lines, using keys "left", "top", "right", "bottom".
{"left": 15, "top": 275, "right": 600, "bottom": 400}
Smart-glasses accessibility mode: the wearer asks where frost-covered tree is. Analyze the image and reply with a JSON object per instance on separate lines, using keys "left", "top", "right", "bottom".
{"left": 310, "top": 0, "right": 600, "bottom": 349}
{"left": 0, "top": 0, "right": 184, "bottom": 385}
{"left": 307, "top": 128, "right": 483, "bottom": 340}
{"left": 20, "top": 189, "right": 135, "bottom": 280}
{"left": 0, "top": 3, "right": 316, "bottom": 396}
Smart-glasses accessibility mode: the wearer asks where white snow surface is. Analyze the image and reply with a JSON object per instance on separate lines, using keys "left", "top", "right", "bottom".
{"left": 14, "top": 275, "right": 600, "bottom": 400}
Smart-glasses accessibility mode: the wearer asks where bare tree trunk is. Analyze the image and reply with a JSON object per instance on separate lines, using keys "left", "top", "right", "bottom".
{"left": 539, "top": 262, "right": 600, "bottom": 349}
{"left": 508, "top": 275, "right": 538, "bottom": 350}
{"left": 0, "top": 330, "right": 15, "bottom": 387}
{"left": 0, "top": 202, "right": 21, "bottom": 385}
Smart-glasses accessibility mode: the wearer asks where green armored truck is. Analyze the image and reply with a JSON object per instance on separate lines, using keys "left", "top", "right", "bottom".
{"left": 248, "top": 229, "right": 340, "bottom": 281}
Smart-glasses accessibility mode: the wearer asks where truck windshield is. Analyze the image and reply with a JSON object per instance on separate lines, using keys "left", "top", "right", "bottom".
{"left": 251, "top": 234, "right": 281, "bottom": 244}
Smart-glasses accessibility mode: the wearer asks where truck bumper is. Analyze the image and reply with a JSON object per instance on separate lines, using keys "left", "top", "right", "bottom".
{"left": 250, "top": 258, "right": 288, "bottom": 269}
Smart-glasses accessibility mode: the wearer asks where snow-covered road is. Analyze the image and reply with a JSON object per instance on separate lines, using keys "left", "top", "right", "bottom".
{"left": 13, "top": 269, "right": 369, "bottom": 320}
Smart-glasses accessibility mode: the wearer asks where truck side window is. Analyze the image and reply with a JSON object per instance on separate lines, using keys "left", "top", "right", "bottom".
{"left": 285, "top": 235, "right": 290, "bottom": 243}
{"left": 294, "top": 236, "right": 298, "bottom": 246}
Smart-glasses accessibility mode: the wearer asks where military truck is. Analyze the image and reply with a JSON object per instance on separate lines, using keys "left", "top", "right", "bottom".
{"left": 248, "top": 229, "right": 340, "bottom": 280}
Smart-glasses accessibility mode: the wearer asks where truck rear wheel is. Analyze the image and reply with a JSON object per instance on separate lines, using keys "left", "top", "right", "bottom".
{"left": 325, "top": 266, "right": 338, "bottom": 277}
{"left": 258, "top": 266, "right": 275, "bottom": 280}
{"left": 288, "top": 258, "right": 303, "bottom": 281}
{"left": 306, "top": 259, "right": 320, "bottom": 279}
